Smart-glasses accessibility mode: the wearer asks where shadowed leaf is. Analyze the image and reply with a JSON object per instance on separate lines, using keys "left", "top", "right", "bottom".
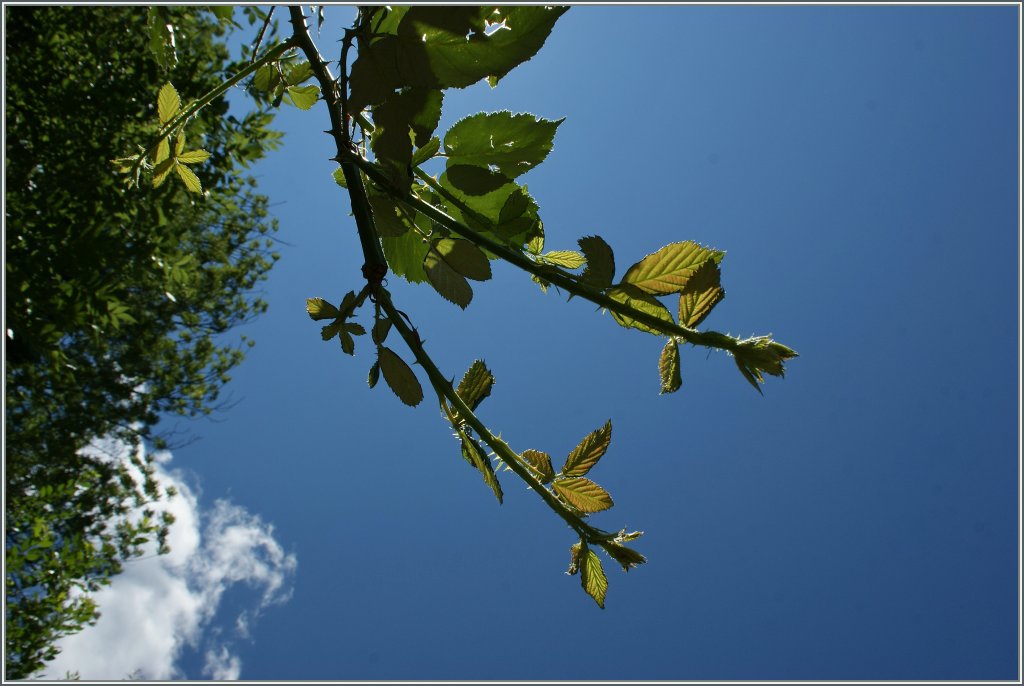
{"left": 378, "top": 346, "right": 424, "bottom": 406}
{"left": 677, "top": 259, "right": 725, "bottom": 328}
{"left": 578, "top": 235, "right": 615, "bottom": 291}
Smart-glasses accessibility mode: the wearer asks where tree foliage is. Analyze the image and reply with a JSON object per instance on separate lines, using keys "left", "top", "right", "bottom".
{"left": 4, "top": 6, "right": 281, "bottom": 678}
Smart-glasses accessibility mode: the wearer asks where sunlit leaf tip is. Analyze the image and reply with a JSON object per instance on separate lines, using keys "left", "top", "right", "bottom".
{"left": 306, "top": 297, "right": 340, "bottom": 321}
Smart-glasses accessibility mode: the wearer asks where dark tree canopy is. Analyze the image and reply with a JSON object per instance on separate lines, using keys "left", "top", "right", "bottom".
{"left": 4, "top": 6, "right": 281, "bottom": 678}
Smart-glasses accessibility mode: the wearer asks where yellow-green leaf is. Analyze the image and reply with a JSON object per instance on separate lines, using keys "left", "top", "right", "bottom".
{"left": 176, "top": 149, "right": 210, "bottom": 165}
{"left": 151, "top": 156, "right": 174, "bottom": 188}
{"left": 521, "top": 449, "right": 554, "bottom": 484}
{"left": 157, "top": 82, "right": 180, "bottom": 125}
{"left": 456, "top": 359, "right": 494, "bottom": 411}
{"left": 332, "top": 167, "right": 348, "bottom": 188}
{"left": 552, "top": 477, "right": 613, "bottom": 513}
{"left": 174, "top": 134, "right": 185, "bottom": 156}
{"left": 174, "top": 163, "right": 202, "bottom": 193}
{"left": 580, "top": 548, "right": 608, "bottom": 609}
{"left": 378, "top": 346, "right": 423, "bottom": 406}
{"left": 677, "top": 259, "right": 725, "bottom": 328}
{"left": 562, "top": 420, "right": 612, "bottom": 477}
{"left": 605, "top": 284, "right": 674, "bottom": 335}
{"left": 411, "top": 136, "right": 441, "bottom": 166}
{"left": 599, "top": 541, "right": 647, "bottom": 572}
{"left": 154, "top": 137, "right": 170, "bottom": 165}
{"left": 461, "top": 434, "right": 503, "bottom": 503}
{"left": 621, "top": 241, "right": 725, "bottom": 295}
{"left": 541, "top": 250, "right": 585, "bottom": 269}
{"left": 658, "top": 338, "right": 682, "bottom": 395}
{"left": 566, "top": 540, "right": 583, "bottom": 575}
{"left": 306, "top": 297, "right": 340, "bottom": 321}
{"left": 285, "top": 84, "right": 320, "bottom": 110}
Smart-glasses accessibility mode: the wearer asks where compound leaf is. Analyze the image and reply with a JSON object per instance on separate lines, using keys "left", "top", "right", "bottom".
{"left": 621, "top": 241, "right": 725, "bottom": 295}
{"left": 378, "top": 346, "right": 424, "bottom": 406}
{"left": 562, "top": 420, "right": 612, "bottom": 477}
{"left": 552, "top": 477, "right": 613, "bottom": 513}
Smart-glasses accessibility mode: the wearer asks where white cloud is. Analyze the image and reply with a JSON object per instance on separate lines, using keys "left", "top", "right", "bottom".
{"left": 42, "top": 438, "right": 297, "bottom": 680}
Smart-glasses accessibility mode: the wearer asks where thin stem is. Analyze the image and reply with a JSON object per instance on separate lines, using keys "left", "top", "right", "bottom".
{"left": 346, "top": 152, "right": 742, "bottom": 353}
{"left": 249, "top": 6, "right": 277, "bottom": 63}
{"left": 287, "top": 6, "right": 387, "bottom": 282}
{"left": 374, "top": 287, "right": 606, "bottom": 542}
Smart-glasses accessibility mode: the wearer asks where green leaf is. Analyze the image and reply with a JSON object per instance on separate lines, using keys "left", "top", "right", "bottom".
{"left": 411, "top": 136, "right": 441, "bottom": 166}
{"left": 580, "top": 547, "right": 608, "bottom": 609}
{"left": 151, "top": 156, "right": 174, "bottom": 188}
{"left": 176, "top": 149, "right": 210, "bottom": 164}
{"left": 658, "top": 338, "right": 682, "bottom": 395}
{"left": 552, "top": 477, "right": 614, "bottom": 513}
{"left": 382, "top": 231, "right": 430, "bottom": 283}
{"left": 285, "top": 84, "right": 319, "bottom": 110}
{"left": 447, "top": 164, "right": 511, "bottom": 196}
{"left": 306, "top": 297, "right": 340, "bottom": 321}
{"left": 321, "top": 320, "right": 344, "bottom": 341}
{"left": 521, "top": 449, "right": 554, "bottom": 484}
{"left": 174, "top": 163, "right": 202, "bottom": 194}
{"left": 423, "top": 246, "right": 473, "bottom": 308}
{"left": 377, "top": 346, "right": 424, "bottom": 406}
{"left": 339, "top": 328, "right": 356, "bottom": 355}
{"left": 540, "top": 250, "right": 585, "bottom": 269}
{"left": 498, "top": 186, "right": 530, "bottom": 224}
{"left": 433, "top": 238, "right": 491, "bottom": 281}
{"left": 372, "top": 318, "right": 392, "bottom": 345}
{"left": 621, "top": 241, "right": 725, "bottom": 295}
{"left": 154, "top": 137, "right": 171, "bottom": 165}
{"left": 677, "top": 259, "right": 725, "bottom": 328}
{"left": 344, "top": 323, "right": 366, "bottom": 337}
{"left": 331, "top": 167, "right": 348, "bottom": 188}
{"left": 456, "top": 359, "right": 494, "bottom": 412}
{"left": 368, "top": 360, "right": 381, "bottom": 388}
{"left": 157, "top": 83, "right": 180, "bottom": 125}
{"left": 348, "top": 7, "right": 568, "bottom": 110}
{"left": 605, "top": 284, "right": 675, "bottom": 335}
{"left": 461, "top": 434, "right": 503, "bottom": 503}
{"left": 285, "top": 61, "right": 314, "bottom": 86}
{"left": 372, "top": 88, "right": 443, "bottom": 177}
{"left": 367, "top": 193, "right": 414, "bottom": 238}
{"left": 147, "top": 9, "right": 177, "bottom": 69}
{"left": 599, "top": 541, "right": 647, "bottom": 572}
{"left": 578, "top": 235, "right": 615, "bottom": 291}
{"left": 732, "top": 336, "right": 799, "bottom": 393}
{"left": 562, "top": 420, "right": 612, "bottom": 477}
{"left": 444, "top": 111, "right": 563, "bottom": 179}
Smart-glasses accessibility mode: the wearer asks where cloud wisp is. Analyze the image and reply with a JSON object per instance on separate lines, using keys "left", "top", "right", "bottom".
{"left": 43, "top": 438, "right": 297, "bottom": 680}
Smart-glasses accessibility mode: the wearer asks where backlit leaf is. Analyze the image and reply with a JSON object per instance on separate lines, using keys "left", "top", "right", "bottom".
{"left": 444, "top": 111, "right": 563, "bottom": 179}
{"left": 154, "top": 138, "right": 170, "bottom": 164}
{"left": 372, "top": 318, "right": 392, "bottom": 345}
{"left": 447, "top": 164, "right": 510, "bottom": 196}
{"left": 562, "top": 420, "right": 612, "bottom": 477}
{"left": 521, "top": 449, "right": 554, "bottom": 484}
{"left": 382, "top": 231, "right": 430, "bottom": 283}
{"left": 621, "top": 241, "right": 725, "bottom": 295}
{"left": 151, "top": 156, "right": 174, "bottom": 188}
{"left": 541, "top": 251, "right": 585, "bottom": 269}
{"left": 285, "top": 84, "right": 319, "bottom": 110}
{"left": 566, "top": 541, "right": 583, "bottom": 575}
{"left": 456, "top": 360, "right": 494, "bottom": 411}
{"left": 378, "top": 346, "right": 423, "bottom": 406}
{"left": 605, "top": 284, "right": 674, "bottom": 335}
{"left": 176, "top": 149, "right": 210, "bottom": 164}
{"left": 339, "top": 328, "right": 356, "bottom": 355}
{"left": 580, "top": 548, "right": 608, "bottom": 609}
{"left": 157, "top": 82, "right": 180, "bottom": 125}
{"left": 411, "top": 136, "right": 441, "bottom": 166}
{"left": 677, "top": 259, "right": 725, "bottom": 328}
{"left": 331, "top": 167, "right": 348, "bottom": 188}
{"left": 174, "top": 163, "right": 202, "bottom": 193}
{"left": 368, "top": 360, "right": 381, "bottom": 388}
{"left": 367, "top": 193, "right": 414, "bottom": 238}
{"left": 658, "top": 338, "right": 682, "bottom": 395}
{"left": 552, "top": 477, "right": 613, "bottom": 513}
{"left": 578, "top": 235, "right": 615, "bottom": 291}
{"left": 306, "top": 297, "right": 340, "bottom": 321}
{"left": 433, "top": 238, "right": 491, "bottom": 281}
{"left": 599, "top": 541, "right": 647, "bottom": 572}
{"left": 424, "top": 246, "right": 473, "bottom": 308}
{"left": 461, "top": 434, "right": 503, "bottom": 503}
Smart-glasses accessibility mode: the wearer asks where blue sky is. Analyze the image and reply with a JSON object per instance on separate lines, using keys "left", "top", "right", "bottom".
{"left": 51, "top": 4, "right": 1019, "bottom": 680}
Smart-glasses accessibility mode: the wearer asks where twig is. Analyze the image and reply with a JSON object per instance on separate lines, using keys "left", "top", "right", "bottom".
{"left": 249, "top": 6, "right": 277, "bottom": 64}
